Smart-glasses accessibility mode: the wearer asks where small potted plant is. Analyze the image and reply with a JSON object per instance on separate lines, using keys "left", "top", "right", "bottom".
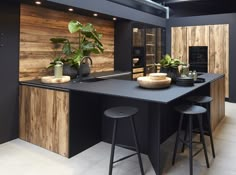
{"left": 49, "top": 20, "right": 104, "bottom": 78}
{"left": 159, "top": 54, "right": 184, "bottom": 81}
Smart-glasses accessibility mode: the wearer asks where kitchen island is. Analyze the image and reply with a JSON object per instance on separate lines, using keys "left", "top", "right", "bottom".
{"left": 19, "top": 73, "right": 225, "bottom": 175}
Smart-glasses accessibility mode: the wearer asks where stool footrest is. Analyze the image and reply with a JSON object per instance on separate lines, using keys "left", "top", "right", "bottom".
{"left": 113, "top": 153, "right": 137, "bottom": 164}
{"left": 116, "top": 144, "right": 136, "bottom": 151}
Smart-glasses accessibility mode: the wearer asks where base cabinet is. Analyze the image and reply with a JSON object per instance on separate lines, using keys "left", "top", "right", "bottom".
{"left": 210, "top": 76, "right": 225, "bottom": 130}
{"left": 19, "top": 85, "right": 69, "bottom": 157}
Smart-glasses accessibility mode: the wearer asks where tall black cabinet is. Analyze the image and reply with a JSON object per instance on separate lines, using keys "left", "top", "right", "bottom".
{"left": 114, "top": 21, "right": 166, "bottom": 80}
{"left": 0, "top": 1, "right": 20, "bottom": 143}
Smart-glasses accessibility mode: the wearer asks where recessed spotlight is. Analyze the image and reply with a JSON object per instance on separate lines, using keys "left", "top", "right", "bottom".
{"left": 113, "top": 17, "right": 117, "bottom": 21}
{"left": 68, "top": 8, "right": 74, "bottom": 12}
{"left": 93, "top": 13, "right": 98, "bottom": 17}
{"left": 35, "top": 1, "right": 41, "bottom": 5}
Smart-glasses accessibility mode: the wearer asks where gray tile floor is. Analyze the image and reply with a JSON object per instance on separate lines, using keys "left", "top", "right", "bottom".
{"left": 0, "top": 102, "right": 235, "bottom": 175}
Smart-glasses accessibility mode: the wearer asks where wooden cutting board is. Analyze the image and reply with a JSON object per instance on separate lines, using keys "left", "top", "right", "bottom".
{"left": 41, "top": 76, "right": 71, "bottom": 84}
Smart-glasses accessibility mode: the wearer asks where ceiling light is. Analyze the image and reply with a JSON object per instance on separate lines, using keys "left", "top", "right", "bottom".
{"left": 113, "top": 17, "right": 117, "bottom": 21}
{"left": 68, "top": 8, "right": 74, "bottom": 12}
{"left": 35, "top": 1, "right": 41, "bottom": 5}
{"left": 93, "top": 13, "right": 98, "bottom": 17}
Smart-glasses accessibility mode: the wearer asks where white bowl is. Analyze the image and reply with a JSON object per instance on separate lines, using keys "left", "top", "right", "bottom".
{"left": 133, "top": 58, "right": 139, "bottom": 64}
{"left": 149, "top": 73, "right": 167, "bottom": 80}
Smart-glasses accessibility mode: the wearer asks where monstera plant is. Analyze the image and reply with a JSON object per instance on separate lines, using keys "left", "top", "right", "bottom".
{"left": 49, "top": 20, "right": 104, "bottom": 77}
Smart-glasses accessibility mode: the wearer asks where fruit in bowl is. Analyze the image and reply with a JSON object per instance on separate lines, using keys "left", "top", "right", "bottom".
{"left": 149, "top": 73, "right": 167, "bottom": 80}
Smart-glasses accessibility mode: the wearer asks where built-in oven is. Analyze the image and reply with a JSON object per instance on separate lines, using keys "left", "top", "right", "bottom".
{"left": 189, "top": 46, "right": 208, "bottom": 72}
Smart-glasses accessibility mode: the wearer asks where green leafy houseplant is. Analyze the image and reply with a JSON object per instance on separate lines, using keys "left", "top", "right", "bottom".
{"left": 49, "top": 20, "right": 104, "bottom": 70}
{"left": 159, "top": 54, "right": 183, "bottom": 69}
{"left": 159, "top": 54, "right": 184, "bottom": 81}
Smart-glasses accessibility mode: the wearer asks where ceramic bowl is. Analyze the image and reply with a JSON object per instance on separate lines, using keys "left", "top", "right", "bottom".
{"left": 149, "top": 73, "right": 167, "bottom": 80}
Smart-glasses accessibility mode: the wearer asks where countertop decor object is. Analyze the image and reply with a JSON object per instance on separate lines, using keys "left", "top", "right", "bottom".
{"left": 149, "top": 73, "right": 167, "bottom": 80}
{"left": 41, "top": 76, "right": 70, "bottom": 84}
{"left": 175, "top": 77, "right": 194, "bottom": 86}
{"left": 137, "top": 76, "right": 171, "bottom": 89}
{"left": 48, "top": 20, "right": 104, "bottom": 77}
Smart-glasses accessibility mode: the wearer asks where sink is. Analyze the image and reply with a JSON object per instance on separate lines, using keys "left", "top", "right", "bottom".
{"left": 72, "top": 77, "right": 106, "bottom": 83}
{"left": 81, "top": 77, "right": 106, "bottom": 82}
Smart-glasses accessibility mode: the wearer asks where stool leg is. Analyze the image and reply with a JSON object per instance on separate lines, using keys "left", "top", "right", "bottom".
{"left": 109, "top": 119, "right": 118, "bottom": 175}
{"left": 181, "top": 125, "right": 188, "bottom": 153}
{"left": 130, "top": 116, "right": 145, "bottom": 175}
{"left": 206, "top": 103, "right": 216, "bottom": 158}
{"left": 172, "top": 114, "right": 184, "bottom": 165}
{"left": 189, "top": 115, "right": 193, "bottom": 175}
{"left": 197, "top": 114, "right": 210, "bottom": 168}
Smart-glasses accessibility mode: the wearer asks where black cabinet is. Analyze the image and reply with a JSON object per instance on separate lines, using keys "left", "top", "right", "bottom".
{"left": 114, "top": 21, "right": 165, "bottom": 80}
{"left": 132, "top": 23, "right": 166, "bottom": 79}
{"left": 0, "top": 1, "right": 20, "bottom": 143}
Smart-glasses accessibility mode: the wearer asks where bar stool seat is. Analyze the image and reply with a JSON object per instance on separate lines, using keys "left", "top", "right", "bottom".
{"left": 186, "top": 96, "right": 212, "bottom": 104}
{"left": 172, "top": 104, "right": 210, "bottom": 175}
{"left": 185, "top": 95, "right": 215, "bottom": 158}
{"left": 104, "top": 106, "right": 145, "bottom": 175}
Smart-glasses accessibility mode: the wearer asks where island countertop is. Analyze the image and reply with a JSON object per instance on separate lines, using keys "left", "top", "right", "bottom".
{"left": 20, "top": 73, "right": 224, "bottom": 104}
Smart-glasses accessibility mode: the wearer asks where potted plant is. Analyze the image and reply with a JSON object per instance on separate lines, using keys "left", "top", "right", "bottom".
{"left": 49, "top": 20, "right": 104, "bottom": 78}
{"left": 159, "top": 54, "right": 184, "bottom": 81}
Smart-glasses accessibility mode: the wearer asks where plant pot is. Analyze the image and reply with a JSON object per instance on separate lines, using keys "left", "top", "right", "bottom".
{"left": 160, "top": 67, "right": 180, "bottom": 82}
{"left": 63, "top": 64, "right": 78, "bottom": 79}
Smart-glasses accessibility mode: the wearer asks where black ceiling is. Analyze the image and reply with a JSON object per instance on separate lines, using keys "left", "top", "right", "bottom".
{"left": 108, "top": 0, "right": 236, "bottom": 17}
{"left": 152, "top": 0, "right": 236, "bottom": 17}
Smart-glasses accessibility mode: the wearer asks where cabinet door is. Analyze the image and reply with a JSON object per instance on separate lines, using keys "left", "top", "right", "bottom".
{"left": 209, "top": 24, "right": 229, "bottom": 98}
{"left": 19, "top": 85, "right": 69, "bottom": 157}
{"left": 171, "top": 27, "right": 187, "bottom": 63}
{"left": 146, "top": 28, "right": 156, "bottom": 74}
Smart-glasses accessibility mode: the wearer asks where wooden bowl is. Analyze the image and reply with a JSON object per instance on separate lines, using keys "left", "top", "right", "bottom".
{"left": 149, "top": 73, "right": 167, "bottom": 80}
{"left": 137, "top": 76, "right": 171, "bottom": 89}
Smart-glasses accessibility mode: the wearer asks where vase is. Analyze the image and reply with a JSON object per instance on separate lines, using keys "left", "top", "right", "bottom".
{"left": 160, "top": 67, "right": 180, "bottom": 82}
{"left": 63, "top": 64, "right": 78, "bottom": 79}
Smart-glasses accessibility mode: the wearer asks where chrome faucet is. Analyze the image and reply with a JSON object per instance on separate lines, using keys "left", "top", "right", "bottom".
{"left": 78, "top": 56, "right": 93, "bottom": 82}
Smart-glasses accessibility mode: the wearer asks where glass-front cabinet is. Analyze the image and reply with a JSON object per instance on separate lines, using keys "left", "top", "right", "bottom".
{"left": 132, "top": 24, "right": 165, "bottom": 79}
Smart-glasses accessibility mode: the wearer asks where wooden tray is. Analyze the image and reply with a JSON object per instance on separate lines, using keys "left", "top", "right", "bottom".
{"left": 41, "top": 76, "right": 71, "bottom": 84}
{"left": 137, "top": 76, "right": 171, "bottom": 89}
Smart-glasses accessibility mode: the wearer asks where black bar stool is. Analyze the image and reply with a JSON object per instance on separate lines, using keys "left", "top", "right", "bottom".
{"left": 186, "top": 96, "right": 215, "bottom": 158}
{"left": 172, "top": 104, "right": 210, "bottom": 175}
{"left": 104, "top": 106, "right": 145, "bottom": 175}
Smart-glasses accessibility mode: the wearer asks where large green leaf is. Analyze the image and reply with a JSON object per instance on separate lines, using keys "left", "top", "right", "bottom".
{"left": 68, "top": 20, "right": 83, "bottom": 33}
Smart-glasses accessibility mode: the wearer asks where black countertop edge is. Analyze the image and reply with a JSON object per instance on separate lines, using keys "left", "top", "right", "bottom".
{"left": 19, "top": 73, "right": 224, "bottom": 104}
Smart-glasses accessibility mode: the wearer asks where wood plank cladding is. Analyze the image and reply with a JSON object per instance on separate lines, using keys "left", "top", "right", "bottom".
{"left": 19, "top": 85, "right": 69, "bottom": 157}
{"left": 211, "top": 76, "right": 225, "bottom": 130}
{"left": 171, "top": 27, "right": 187, "bottom": 63}
{"left": 20, "top": 4, "right": 114, "bottom": 81}
{"left": 171, "top": 24, "right": 229, "bottom": 97}
{"left": 209, "top": 24, "right": 229, "bottom": 98}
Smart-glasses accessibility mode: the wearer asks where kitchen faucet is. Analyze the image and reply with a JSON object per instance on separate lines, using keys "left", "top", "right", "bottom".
{"left": 78, "top": 56, "right": 93, "bottom": 82}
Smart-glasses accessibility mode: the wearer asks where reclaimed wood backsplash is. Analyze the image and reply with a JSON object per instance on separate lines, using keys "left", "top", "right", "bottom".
{"left": 20, "top": 4, "right": 114, "bottom": 81}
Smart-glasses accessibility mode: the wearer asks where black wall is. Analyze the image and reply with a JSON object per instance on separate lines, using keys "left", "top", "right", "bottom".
{"left": 166, "top": 13, "right": 236, "bottom": 102}
{"left": 0, "top": 0, "right": 20, "bottom": 143}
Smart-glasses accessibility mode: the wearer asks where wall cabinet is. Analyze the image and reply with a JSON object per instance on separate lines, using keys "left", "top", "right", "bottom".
{"left": 132, "top": 24, "right": 165, "bottom": 79}
{"left": 171, "top": 24, "right": 229, "bottom": 97}
{"left": 114, "top": 21, "right": 165, "bottom": 80}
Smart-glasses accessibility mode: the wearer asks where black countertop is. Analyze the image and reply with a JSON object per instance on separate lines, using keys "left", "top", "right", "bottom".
{"left": 20, "top": 73, "right": 224, "bottom": 104}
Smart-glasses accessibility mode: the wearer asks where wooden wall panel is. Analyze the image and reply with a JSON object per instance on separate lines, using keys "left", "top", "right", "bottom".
{"left": 171, "top": 27, "right": 187, "bottom": 63}
{"left": 19, "top": 85, "right": 69, "bottom": 157}
{"left": 171, "top": 24, "right": 229, "bottom": 98}
{"left": 20, "top": 4, "right": 114, "bottom": 81}
{"left": 211, "top": 77, "right": 225, "bottom": 130}
{"left": 209, "top": 24, "right": 229, "bottom": 97}
{"left": 187, "top": 25, "right": 209, "bottom": 65}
